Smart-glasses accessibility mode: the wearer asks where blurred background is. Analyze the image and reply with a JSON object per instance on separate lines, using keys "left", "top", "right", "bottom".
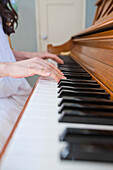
{"left": 10, "top": 0, "right": 97, "bottom": 87}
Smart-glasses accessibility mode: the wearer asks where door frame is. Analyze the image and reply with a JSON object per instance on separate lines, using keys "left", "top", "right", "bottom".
{"left": 35, "top": 0, "right": 86, "bottom": 52}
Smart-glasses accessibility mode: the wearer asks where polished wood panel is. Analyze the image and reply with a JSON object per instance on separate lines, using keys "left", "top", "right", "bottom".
{"left": 48, "top": 0, "right": 113, "bottom": 100}
{"left": 93, "top": 0, "right": 113, "bottom": 25}
{"left": 71, "top": 50, "right": 113, "bottom": 96}
{"left": 48, "top": 39, "right": 74, "bottom": 55}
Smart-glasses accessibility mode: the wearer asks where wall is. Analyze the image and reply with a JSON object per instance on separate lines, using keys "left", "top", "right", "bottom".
{"left": 11, "top": 0, "right": 97, "bottom": 50}
{"left": 11, "top": 0, "right": 38, "bottom": 87}
{"left": 85, "top": 0, "right": 97, "bottom": 28}
{"left": 10, "top": 0, "right": 97, "bottom": 87}
{"left": 11, "top": 0, "right": 37, "bottom": 51}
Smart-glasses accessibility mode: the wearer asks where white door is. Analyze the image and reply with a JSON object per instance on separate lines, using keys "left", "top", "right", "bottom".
{"left": 35, "top": 0, "right": 86, "bottom": 51}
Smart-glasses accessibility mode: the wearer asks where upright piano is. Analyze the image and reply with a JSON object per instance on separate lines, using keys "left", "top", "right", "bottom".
{"left": 1, "top": 0, "right": 113, "bottom": 169}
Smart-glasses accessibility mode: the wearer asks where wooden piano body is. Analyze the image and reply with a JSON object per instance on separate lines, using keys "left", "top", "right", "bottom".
{"left": 1, "top": 0, "right": 113, "bottom": 169}
{"left": 48, "top": 0, "right": 113, "bottom": 100}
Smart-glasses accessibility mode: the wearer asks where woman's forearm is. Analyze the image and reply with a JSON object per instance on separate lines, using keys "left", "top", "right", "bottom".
{"left": 12, "top": 50, "right": 31, "bottom": 61}
{"left": 12, "top": 49, "right": 39, "bottom": 61}
{"left": 0, "top": 63, "right": 8, "bottom": 77}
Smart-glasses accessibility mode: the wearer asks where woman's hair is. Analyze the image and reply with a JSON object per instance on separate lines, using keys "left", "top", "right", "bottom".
{"left": 0, "top": 0, "right": 18, "bottom": 35}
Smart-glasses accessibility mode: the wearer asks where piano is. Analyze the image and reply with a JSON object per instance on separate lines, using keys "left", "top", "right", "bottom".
{"left": 1, "top": 0, "right": 113, "bottom": 169}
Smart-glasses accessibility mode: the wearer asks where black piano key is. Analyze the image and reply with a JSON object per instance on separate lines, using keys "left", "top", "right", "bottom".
{"left": 59, "top": 66, "right": 84, "bottom": 69}
{"left": 58, "top": 67, "right": 85, "bottom": 72}
{"left": 58, "top": 103, "right": 113, "bottom": 113}
{"left": 58, "top": 90, "right": 110, "bottom": 99}
{"left": 60, "top": 143, "right": 113, "bottom": 162}
{"left": 58, "top": 55, "right": 72, "bottom": 59}
{"left": 60, "top": 128, "right": 113, "bottom": 144}
{"left": 58, "top": 86, "right": 105, "bottom": 93}
{"left": 58, "top": 82, "right": 100, "bottom": 88}
{"left": 63, "top": 73, "right": 89, "bottom": 76}
{"left": 59, "top": 110, "right": 113, "bottom": 125}
{"left": 58, "top": 61, "right": 80, "bottom": 65}
{"left": 58, "top": 55, "right": 77, "bottom": 64}
{"left": 58, "top": 65, "right": 81, "bottom": 68}
{"left": 63, "top": 74, "right": 92, "bottom": 80}
{"left": 58, "top": 103, "right": 113, "bottom": 114}
{"left": 60, "top": 70, "right": 87, "bottom": 74}
{"left": 58, "top": 66, "right": 82, "bottom": 70}
{"left": 58, "top": 79, "right": 98, "bottom": 85}
{"left": 58, "top": 97, "right": 113, "bottom": 107}
{"left": 58, "top": 67, "right": 83, "bottom": 71}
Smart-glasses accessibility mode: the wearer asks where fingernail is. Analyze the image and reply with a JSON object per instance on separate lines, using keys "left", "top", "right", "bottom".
{"left": 59, "top": 61, "right": 64, "bottom": 64}
{"left": 46, "top": 72, "right": 51, "bottom": 76}
{"left": 62, "top": 76, "right": 67, "bottom": 79}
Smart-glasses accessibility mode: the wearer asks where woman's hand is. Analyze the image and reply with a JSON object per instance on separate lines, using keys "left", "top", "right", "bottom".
{"left": 37, "top": 51, "right": 64, "bottom": 64}
{"left": 6, "top": 57, "right": 66, "bottom": 82}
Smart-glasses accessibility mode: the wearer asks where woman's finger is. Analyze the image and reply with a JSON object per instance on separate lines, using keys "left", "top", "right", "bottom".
{"left": 43, "top": 65, "right": 66, "bottom": 82}
{"left": 31, "top": 63, "right": 64, "bottom": 82}
{"left": 46, "top": 53, "right": 64, "bottom": 64}
{"left": 34, "top": 57, "right": 64, "bottom": 77}
{"left": 50, "top": 55, "right": 64, "bottom": 64}
{"left": 44, "top": 61, "right": 64, "bottom": 76}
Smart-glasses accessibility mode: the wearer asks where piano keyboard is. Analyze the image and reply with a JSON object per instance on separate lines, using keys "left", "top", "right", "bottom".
{"left": 1, "top": 56, "right": 113, "bottom": 170}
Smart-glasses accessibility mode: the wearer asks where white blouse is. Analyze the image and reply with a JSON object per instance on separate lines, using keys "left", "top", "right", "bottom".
{"left": 0, "top": 17, "right": 33, "bottom": 149}
{"left": 0, "top": 17, "right": 31, "bottom": 98}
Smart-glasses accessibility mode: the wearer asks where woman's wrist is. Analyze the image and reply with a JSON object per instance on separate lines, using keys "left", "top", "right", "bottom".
{"left": 0, "top": 63, "right": 9, "bottom": 77}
